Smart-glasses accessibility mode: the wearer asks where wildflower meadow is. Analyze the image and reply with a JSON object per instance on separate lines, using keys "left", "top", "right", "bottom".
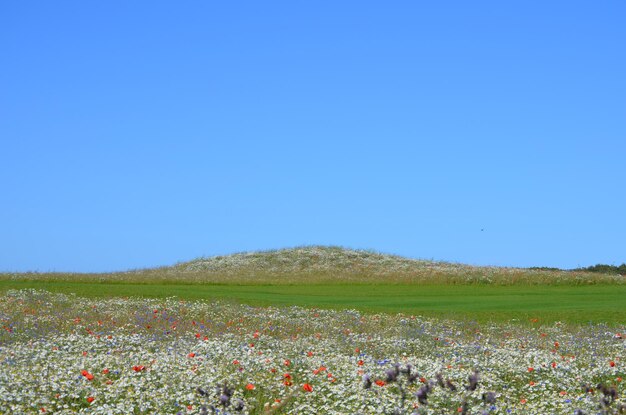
{"left": 1, "top": 288, "right": 624, "bottom": 414}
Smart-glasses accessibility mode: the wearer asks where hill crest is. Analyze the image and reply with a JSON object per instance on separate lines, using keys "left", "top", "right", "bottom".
{"left": 3, "top": 246, "right": 623, "bottom": 285}
{"left": 175, "top": 245, "right": 464, "bottom": 275}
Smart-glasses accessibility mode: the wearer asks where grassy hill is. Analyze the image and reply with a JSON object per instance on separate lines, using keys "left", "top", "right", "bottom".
{"left": 2, "top": 246, "right": 625, "bottom": 323}
{"left": 1, "top": 245, "right": 623, "bottom": 285}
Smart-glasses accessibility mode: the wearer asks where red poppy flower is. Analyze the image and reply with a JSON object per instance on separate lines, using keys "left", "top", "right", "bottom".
{"left": 188, "top": 353, "right": 196, "bottom": 358}
{"left": 375, "top": 380, "right": 386, "bottom": 387}
{"left": 246, "top": 383, "right": 255, "bottom": 390}
{"left": 81, "top": 370, "right": 94, "bottom": 381}
{"left": 86, "top": 397, "right": 94, "bottom": 403}
{"left": 302, "top": 383, "right": 313, "bottom": 392}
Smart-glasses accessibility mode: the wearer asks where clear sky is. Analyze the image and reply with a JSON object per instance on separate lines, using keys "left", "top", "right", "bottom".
{"left": 1, "top": 1, "right": 624, "bottom": 272}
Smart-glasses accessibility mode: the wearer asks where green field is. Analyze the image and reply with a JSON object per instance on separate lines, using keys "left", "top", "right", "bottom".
{"left": 2, "top": 279, "right": 624, "bottom": 324}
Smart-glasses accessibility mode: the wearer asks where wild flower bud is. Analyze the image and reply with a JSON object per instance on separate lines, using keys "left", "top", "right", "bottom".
{"left": 222, "top": 385, "right": 234, "bottom": 398}
{"left": 219, "top": 394, "right": 230, "bottom": 406}
{"left": 467, "top": 371, "right": 479, "bottom": 391}
{"left": 446, "top": 379, "right": 457, "bottom": 392}
{"left": 233, "top": 399, "right": 244, "bottom": 411}
{"left": 407, "top": 372, "right": 418, "bottom": 384}
{"left": 362, "top": 374, "right": 372, "bottom": 389}
{"left": 416, "top": 386, "right": 429, "bottom": 404}
{"left": 436, "top": 373, "right": 445, "bottom": 388}
{"left": 482, "top": 391, "right": 496, "bottom": 404}
{"left": 385, "top": 368, "right": 398, "bottom": 382}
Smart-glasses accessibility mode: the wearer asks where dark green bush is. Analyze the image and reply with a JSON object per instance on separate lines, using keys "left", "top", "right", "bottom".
{"left": 574, "top": 263, "right": 626, "bottom": 275}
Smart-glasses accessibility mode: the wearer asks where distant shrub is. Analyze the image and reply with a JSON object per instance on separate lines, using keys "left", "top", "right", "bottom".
{"left": 574, "top": 263, "right": 626, "bottom": 275}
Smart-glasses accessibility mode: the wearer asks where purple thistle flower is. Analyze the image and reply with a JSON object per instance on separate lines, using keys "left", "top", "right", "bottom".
{"left": 467, "top": 370, "right": 479, "bottom": 391}
{"left": 219, "top": 394, "right": 230, "bottom": 406}
{"left": 385, "top": 368, "right": 398, "bottom": 382}
{"left": 482, "top": 391, "right": 496, "bottom": 404}
{"left": 362, "top": 374, "right": 372, "bottom": 389}
{"left": 416, "top": 385, "right": 431, "bottom": 405}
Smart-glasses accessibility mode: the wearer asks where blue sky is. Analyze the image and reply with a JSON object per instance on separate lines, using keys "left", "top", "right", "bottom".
{"left": 1, "top": 1, "right": 624, "bottom": 272}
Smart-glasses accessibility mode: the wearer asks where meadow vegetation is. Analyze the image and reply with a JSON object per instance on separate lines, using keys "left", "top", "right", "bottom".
{"left": 2, "top": 246, "right": 624, "bottom": 286}
{"left": 1, "top": 247, "right": 625, "bottom": 414}
{"left": 1, "top": 290, "right": 624, "bottom": 414}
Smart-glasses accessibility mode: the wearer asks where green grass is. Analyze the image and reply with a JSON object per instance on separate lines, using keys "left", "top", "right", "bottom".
{"left": 3, "top": 247, "right": 624, "bottom": 325}
{"left": 2, "top": 279, "right": 624, "bottom": 324}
